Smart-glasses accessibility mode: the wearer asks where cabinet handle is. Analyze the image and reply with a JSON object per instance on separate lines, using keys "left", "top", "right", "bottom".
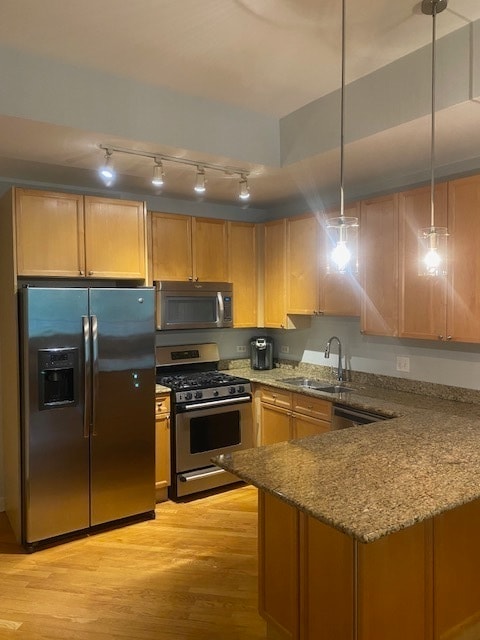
{"left": 195, "top": 276, "right": 199, "bottom": 282}
{"left": 88, "top": 270, "right": 94, "bottom": 276}
{"left": 446, "top": 335, "right": 452, "bottom": 341}
{"left": 79, "top": 270, "right": 84, "bottom": 276}
{"left": 438, "top": 335, "right": 444, "bottom": 340}
{"left": 188, "top": 276, "right": 193, "bottom": 281}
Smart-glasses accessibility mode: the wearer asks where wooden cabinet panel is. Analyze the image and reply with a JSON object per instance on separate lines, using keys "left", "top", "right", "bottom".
{"left": 259, "top": 491, "right": 299, "bottom": 640}
{"left": 293, "top": 414, "right": 330, "bottom": 439}
{"left": 15, "top": 189, "right": 85, "bottom": 277}
{"left": 259, "top": 385, "right": 292, "bottom": 410}
{"left": 193, "top": 217, "right": 228, "bottom": 282}
{"left": 84, "top": 197, "right": 146, "bottom": 279}
{"left": 155, "top": 393, "right": 171, "bottom": 492}
{"left": 227, "top": 221, "right": 257, "bottom": 327}
{"left": 361, "top": 193, "right": 399, "bottom": 336}
{"left": 286, "top": 213, "right": 319, "bottom": 315}
{"left": 398, "top": 184, "right": 448, "bottom": 340}
{"left": 292, "top": 393, "right": 331, "bottom": 422}
{"left": 447, "top": 175, "right": 480, "bottom": 344}
{"left": 264, "top": 218, "right": 287, "bottom": 328}
{"left": 151, "top": 212, "right": 193, "bottom": 281}
{"left": 260, "top": 403, "right": 292, "bottom": 445}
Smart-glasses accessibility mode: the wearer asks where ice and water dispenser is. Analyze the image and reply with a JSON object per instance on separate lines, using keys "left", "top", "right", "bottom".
{"left": 38, "top": 348, "right": 78, "bottom": 409}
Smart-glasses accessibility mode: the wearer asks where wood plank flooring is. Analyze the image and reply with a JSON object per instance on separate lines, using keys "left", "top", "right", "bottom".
{"left": 0, "top": 484, "right": 267, "bottom": 639}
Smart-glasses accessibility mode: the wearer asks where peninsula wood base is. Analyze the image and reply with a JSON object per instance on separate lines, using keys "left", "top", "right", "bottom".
{"left": 259, "top": 491, "right": 480, "bottom": 640}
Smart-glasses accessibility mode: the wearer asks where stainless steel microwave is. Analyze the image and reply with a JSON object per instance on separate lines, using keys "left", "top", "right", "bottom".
{"left": 154, "top": 281, "right": 233, "bottom": 330}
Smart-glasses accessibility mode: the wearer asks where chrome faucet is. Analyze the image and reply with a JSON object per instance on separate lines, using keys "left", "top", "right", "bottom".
{"left": 324, "top": 336, "right": 345, "bottom": 382}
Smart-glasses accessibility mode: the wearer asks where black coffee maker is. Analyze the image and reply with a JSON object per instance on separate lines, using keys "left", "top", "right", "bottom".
{"left": 250, "top": 336, "right": 274, "bottom": 370}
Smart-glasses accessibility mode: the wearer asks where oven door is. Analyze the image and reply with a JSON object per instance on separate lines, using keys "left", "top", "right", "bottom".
{"left": 173, "top": 397, "right": 253, "bottom": 496}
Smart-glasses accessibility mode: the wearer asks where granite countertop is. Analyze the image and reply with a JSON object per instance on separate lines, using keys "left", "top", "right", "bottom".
{"left": 214, "top": 365, "right": 480, "bottom": 543}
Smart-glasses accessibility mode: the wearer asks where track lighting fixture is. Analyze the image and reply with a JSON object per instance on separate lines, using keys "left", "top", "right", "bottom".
{"left": 239, "top": 175, "right": 250, "bottom": 200}
{"left": 151, "top": 159, "right": 164, "bottom": 187}
{"left": 99, "top": 149, "right": 115, "bottom": 184}
{"left": 326, "top": 0, "right": 359, "bottom": 274}
{"left": 98, "top": 144, "right": 250, "bottom": 203}
{"left": 418, "top": 0, "right": 448, "bottom": 276}
{"left": 194, "top": 166, "right": 206, "bottom": 194}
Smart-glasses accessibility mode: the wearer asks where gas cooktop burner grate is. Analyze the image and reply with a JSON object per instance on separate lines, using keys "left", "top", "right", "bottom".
{"left": 156, "top": 371, "right": 249, "bottom": 391}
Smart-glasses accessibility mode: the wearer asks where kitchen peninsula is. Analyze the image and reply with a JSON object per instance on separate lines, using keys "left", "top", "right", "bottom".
{"left": 215, "top": 375, "right": 480, "bottom": 640}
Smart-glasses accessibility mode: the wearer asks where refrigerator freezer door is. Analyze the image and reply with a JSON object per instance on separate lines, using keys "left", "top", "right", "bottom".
{"left": 21, "top": 287, "right": 90, "bottom": 544}
{"left": 88, "top": 288, "right": 155, "bottom": 526}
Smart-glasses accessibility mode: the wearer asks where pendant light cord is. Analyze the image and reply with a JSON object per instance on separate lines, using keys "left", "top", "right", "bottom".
{"left": 429, "top": 1, "right": 438, "bottom": 229}
{"left": 340, "top": 0, "right": 346, "bottom": 220}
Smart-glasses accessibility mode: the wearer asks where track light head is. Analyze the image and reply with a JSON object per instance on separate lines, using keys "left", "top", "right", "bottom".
{"left": 99, "top": 149, "right": 115, "bottom": 184}
{"left": 194, "top": 166, "right": 206, "bottom": 193}
{"left": 151, "top": 159, "right": 165, "bottom": 187}
{"left": 239, "top": 175, "right": 250, "bottom": 200}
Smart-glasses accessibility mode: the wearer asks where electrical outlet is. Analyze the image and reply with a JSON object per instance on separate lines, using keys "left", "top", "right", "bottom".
{"left": 280, "top": 345, "right": 290, "bottom": 354}
{"left": 396, "top": 356, "right": 410, "bottom": 373}
{"left": 236, "top": 345, "right": 247, "bottom": 353}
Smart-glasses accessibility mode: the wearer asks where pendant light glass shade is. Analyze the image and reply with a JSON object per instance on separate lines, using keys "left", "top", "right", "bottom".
{"left": 326, "top": 0, "right": 359, "bottom": 275}
{"left": 151, "top": 160, "right": 165, "bottom": 187}
{"left": 194, "top": 166, "right": 206, "bottom": 193}
{"left": 418, "top": 0, "right": 448, "bottom": 277}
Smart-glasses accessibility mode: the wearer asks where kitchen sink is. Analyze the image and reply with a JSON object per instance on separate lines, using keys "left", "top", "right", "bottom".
{"left": 279, "top": 377, "right": 355, "bottom": 393}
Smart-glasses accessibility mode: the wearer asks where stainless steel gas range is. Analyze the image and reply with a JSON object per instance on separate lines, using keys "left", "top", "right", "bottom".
{"left": 156, "top": 343, "right": 253, "bottom": 499}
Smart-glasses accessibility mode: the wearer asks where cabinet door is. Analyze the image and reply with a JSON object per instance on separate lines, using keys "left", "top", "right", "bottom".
{"left": 286, "top": 213, "right": 320, "bottom": 315}
{"left": 319, "top": 202, "right": 361, "bottom": 316}
{"left": 398, "top": 184, "right": 447, "bottom": 340}
{"left": 15, "top": 188, "right": 85, "bottom": 277}
{"left": 264, "top": 218, "right": 287, "bottom": 328}
{"left": 227, "top": 221, "right": 257, "bottom": 327}
{"left": 447, "top": 175, "right": 480, "bottom": 344}
{"left": 151, "top": 212, "right": 193, "bottom": 281}
{"left": 292, "top": 414, "right": 330, "bottom": 439}
{"left": 259, "top": 490, "right": 299, "bottom": 640}
{"left": 260, "top": 403, "right": 292, "bottom": 445}
{"left": 361, "top": 193, "right": 398, "bottom": 336}
{"left": 193, "top": 217, "right": 228, "bottom": 282}
{"left": 84, "top": 196, "right": 146, "bottom": 279}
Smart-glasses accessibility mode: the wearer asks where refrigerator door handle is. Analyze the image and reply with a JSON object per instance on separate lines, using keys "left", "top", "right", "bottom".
{"left": 91, "top": 314, "right": 99, "bottom": 436}
{"left": 82, "top": 315, "right": 91, "bottom": 439}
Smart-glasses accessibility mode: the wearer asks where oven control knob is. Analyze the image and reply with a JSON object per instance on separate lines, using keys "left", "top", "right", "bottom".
{"left": 238, "top": 385, "right": 245, "bottom": 393}
{"left": 185, "top": 392, "right": 193, "bottom": 400}
{"left": 213, "top": 390, "right": 219, "bottom": 397}
{"left": 229, "top": 386, "right": 236, "bottom": 394}
{"left": 194, "top": 391, "right": 202, "bottom": 399}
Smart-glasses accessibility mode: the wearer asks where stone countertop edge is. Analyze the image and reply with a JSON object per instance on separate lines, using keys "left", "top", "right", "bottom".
{"left": 213, "top": 366, "right": 480, "bottom": 544}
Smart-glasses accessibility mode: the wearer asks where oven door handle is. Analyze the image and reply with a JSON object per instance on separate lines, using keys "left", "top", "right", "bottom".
{"left": 181, "top": 395, "right": 252, "bottom": 411}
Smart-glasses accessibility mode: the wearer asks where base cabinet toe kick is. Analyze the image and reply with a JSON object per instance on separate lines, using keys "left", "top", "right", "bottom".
{"left": 259, "top": 490, "right": 480, "bottom": 640}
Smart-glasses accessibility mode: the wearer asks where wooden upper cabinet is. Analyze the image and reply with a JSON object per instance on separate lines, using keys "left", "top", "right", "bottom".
{"left": 398, "top": 184, "right": 448, "bottom": 341}
{"left": 15, "top": 189, "right": 85, "bottom": 277}
{"left": 286, "top": 213, "right": 320, "bottom": 315}
{"left": 84, "top": 196, "right": 146, "bottom": 279}
{"left": 192, "top": 217, "right": 228, "bottom": 282}
{"left": 227, "top": 221, "right": 257, "bottom": 327}
{"left": 360, "top": 193, "right": 399, "bottom": 336}
{"left": 319, "top": 202, "right": 361, "bottom": 316}
{"left": 264, "top": 218, "right": 287, "bottom": 328}
{"left": 150, "top": 212, "right": 227, "bottom": 282}
{"left": 151, "top": 212, "right": 192, "bottom": 281}
{"left": 14, "top": 189, "right": 146, "bottom": 280}
{"left": 447, "top": 174, "right": 480, "bottom": 344}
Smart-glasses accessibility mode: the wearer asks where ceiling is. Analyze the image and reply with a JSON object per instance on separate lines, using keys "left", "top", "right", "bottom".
{"left": 0, "top": 0, "right": 480, "bottom": 209}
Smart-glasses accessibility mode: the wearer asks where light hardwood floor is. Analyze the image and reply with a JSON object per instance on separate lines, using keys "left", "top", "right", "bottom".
{"left": 0, "top": 484, "right": 267, "bottom": 640}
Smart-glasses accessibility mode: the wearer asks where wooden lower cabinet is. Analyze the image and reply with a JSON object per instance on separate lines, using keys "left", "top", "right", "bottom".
{"left": 259, "top": 491, "right": 480, "bottom": 640}
{"left": 155, "top": 393, "right": 171, "bottom": 499}
{"left": 257, "top": 385, "right": 332, "bottom": 445}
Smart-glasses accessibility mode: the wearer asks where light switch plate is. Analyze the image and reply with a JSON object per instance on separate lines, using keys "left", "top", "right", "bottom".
{"left": 396, "top": 356, "right": 410, "bottom": 372}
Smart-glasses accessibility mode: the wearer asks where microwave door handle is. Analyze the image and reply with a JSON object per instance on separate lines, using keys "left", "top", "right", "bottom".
{"left": 217, "top": 291, "right": 224, "bottom": 327}
{"left": 91, "top": 314, "right": 99, "bottom": 436}
{"left": 82, "top": 316, "right": 91, "bottom": 439}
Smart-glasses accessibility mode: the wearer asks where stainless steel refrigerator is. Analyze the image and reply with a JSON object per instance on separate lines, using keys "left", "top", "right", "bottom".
{"left": 19, "top": 286, "right": 156, "bottom": 551}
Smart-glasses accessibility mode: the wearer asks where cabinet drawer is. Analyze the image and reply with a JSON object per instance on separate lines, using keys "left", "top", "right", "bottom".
{"left": 259, "top": 385, "right": 292, "bottom": 409}
{"left": 292, "top": 393, "right": 332, "bottom": 421}
{"left": 155, "top": 393, "right": 170, "bottom": 416}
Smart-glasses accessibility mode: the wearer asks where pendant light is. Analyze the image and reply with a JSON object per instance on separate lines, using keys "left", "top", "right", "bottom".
{"left": 326, "top": 0, "right": 359, "bottom": 274}
{"left": 419, "top": 0, "right": 448, "bottom": 276}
